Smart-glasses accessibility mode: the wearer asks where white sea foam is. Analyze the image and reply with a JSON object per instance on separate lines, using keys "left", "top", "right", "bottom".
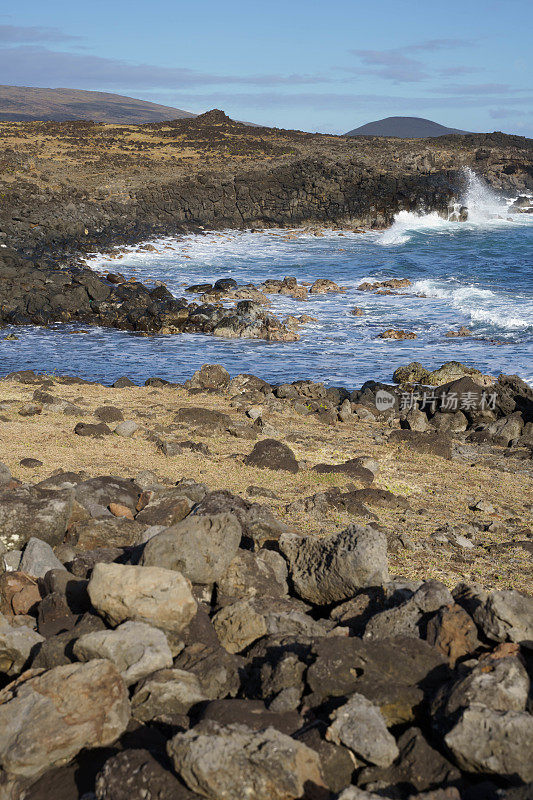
{"left": 378, "top": 168, "right": 532, "bottom": 246}
{"left": 411, "top": 279, "right": 533, "bottom": 332}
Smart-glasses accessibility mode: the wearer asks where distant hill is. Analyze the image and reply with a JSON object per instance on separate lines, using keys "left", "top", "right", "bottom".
{"left": 344, "top": 116, "right": 471, "bottom": 138}
{"left": 0, "top": 85, "right": 196, "bottom": 124}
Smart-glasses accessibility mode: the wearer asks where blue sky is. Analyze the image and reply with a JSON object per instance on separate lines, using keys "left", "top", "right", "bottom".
{"left": 1, "top": 0, "right": 532, "bottom": 135}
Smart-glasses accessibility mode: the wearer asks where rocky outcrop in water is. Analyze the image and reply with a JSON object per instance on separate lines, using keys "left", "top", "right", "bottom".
{"left": 0, "top": 248, "right": 299, "bottom": 340}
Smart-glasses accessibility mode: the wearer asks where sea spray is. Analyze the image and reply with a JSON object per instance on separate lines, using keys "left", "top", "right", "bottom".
{"left": 379, "top": 168, "right": 521, "bottom": 246}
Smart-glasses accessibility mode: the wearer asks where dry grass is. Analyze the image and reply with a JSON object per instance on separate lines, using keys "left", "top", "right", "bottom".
{"left": 0, "top": 377, "right": 531, "bottom": 594}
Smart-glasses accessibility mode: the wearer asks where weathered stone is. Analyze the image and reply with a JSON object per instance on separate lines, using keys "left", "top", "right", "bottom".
{"left": 95, "top": 405, "right": 124, "bottom": 423}
{"left": 474, "top": 590, "right": 533, "bottom": 645}
{"left": 0, "top": 659, "right": 130, "bottom": 781}
{"left": 74, "top": 422, "right": 112, "bottom": 437}
{"left": 442, "top": 655, "right": 529, "bottom": 717}
{"left": 216, "top": 549, "right": 288, "bottom": 606}
{"left": 212, "top": 598, "right": 268, "bottom": 653}
{"left": 0, "top": 572, "right": 41, "bottom": 616}
{"left": 141, "top": 513, "right": 241, "bottom": 584}
{"left": 244, "top": 438, "right": 299, "bottom": 473}
{"left": 0, "top": 613, "right": 44, "bottom": 675}
{"left": 19, "top": 538, "right": 66, "bottom": 579}
{"left": 425, "top": 604, "right": 481, "bottom": 666}
{"left": 75, "top": 476, "right": 141, "bottom": 516}
{"left": 131, "top": 667, "right": 208, "bottom": 722}
{"left": 0, "top": 487, "right": 74, "bottom": 550}
{"left": 173, "top": 643, "right": 240, "bottom": 700}
{"left": 313, "top": 459, "right": 374, "bottom": 483}
{"left": 358, "top": 727, "right": 460, "bottom": 794}
{"left": 186, "top": 363, "right": 230, "bottom": 391}
{"left": 95, "top": 748, "right": 199, "bottom": 800}
{"left": 326, "top": 694, "right": 399, "bottom": 767}
{"left": 191, "top": 490, "right": 289, "bottom": 550}
{"left": 197, "top": 698, "right": 302, "bottom": 736}
{"left": 32, "top": 612, "right": 106, "bottom": 670}
{"left": 114, "top": 420, "right": 138, "bottom": 437}
{"left": 69, "top": 517, "right": 145, "bottom": 550}
{"left": 73, "top": 621, "right": 173, "bottom": 685}
{"left": 135, "top": 489, "right": 194, "bottom": 527}
{"left": 87, "top": 563, "right": 197, "bottom": 634}
{"left": 279, "top": 525, "right": 389, "bottom": 604}
{"left": 364, "top": 580, "right": 453, "bottom": 640}
{"left": 167, "top": 721, "right": 326, "bottom": 800}
{"left": 445, "top": 705, "right": 533, "bottom": 781}
{"left": 307, "top": 636, "right": 448, "bottom": 724}
{"left": 175, "top": 406, "right": 231, "bottom": 430}
{"left": 388, "top": 429, "right": 452, "bottom": 459}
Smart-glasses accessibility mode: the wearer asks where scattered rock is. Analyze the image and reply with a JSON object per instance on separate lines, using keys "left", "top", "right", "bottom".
{"left": 95, "top": 748, "right": 194, "bottom": 800}
{"left": 379, "top": 329, "right": 417, "bottom": 340}
{"left": 141, "top": 512, "right": 242, "bottom": 584}
{"left": 473, "top": 590, "right": 533, "bottom": 644}
{"left": 279, "top": 524, "right": 389, "bottom": 604}
{"left": 326, "top": 693, "right": 399, "bottom": 767}
{"left": 389, "top": 429, "right": 452, "bottom": 459}
{"left": 244, "top": 439, "right": 299, "bottom": 473}
{"left": 114, "top": 420, "right": 138, "bottom": 437}
{"left": 186, "top": 363, "right": 230, "bottom": 391}
{"left": 74, "top": 422, "right": 112, "bottom": 438}
{"left": 0, "top": 613, "right": 44, "bottom": 675}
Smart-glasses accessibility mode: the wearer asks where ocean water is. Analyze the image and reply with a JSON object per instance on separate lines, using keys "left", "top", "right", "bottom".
{"left": 1, "top": 170, "right": 532, "bottom": 388}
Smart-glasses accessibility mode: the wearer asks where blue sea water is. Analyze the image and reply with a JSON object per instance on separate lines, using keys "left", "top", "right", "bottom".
{"left": 1, "top": 171, "right": 532, "bottom": 388}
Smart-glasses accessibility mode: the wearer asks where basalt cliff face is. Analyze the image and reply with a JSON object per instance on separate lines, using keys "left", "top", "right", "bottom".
{"left": 0, "top": 110, "right": 531, "bottom": 259}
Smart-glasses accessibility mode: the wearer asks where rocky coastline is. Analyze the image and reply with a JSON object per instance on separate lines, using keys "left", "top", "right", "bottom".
{"left": 0, "top": 114, "right": 532, "bottom": 800}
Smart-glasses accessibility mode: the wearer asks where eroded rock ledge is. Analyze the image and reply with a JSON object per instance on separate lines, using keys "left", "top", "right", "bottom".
{"left": 0, "top": 113, "right": 531, "bottom": 261}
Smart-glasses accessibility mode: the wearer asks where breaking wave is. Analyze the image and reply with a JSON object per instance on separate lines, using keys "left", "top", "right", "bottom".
{"left": 379, "top": 168, "right": 531, "bottom": 246}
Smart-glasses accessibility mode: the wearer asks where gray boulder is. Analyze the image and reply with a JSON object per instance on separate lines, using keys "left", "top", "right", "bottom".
{"left": 0, "top": 486, "right": 74, "bottom": 550}
{"left": 474, "top": 590, "right": 533, "bottom": 645}
{"left": 69, "top": 517, "right": 146, "bottom": 550}
{"left": 445, "top": 705, "right": 533, "bottom": 781}
{"left": 75, "top": 476, "right": 141, "bottom": 516}
{"left": 73, "top": 621, "right": 173, "bottom": 685}
{"left": 114, "top": 420, "right": 138, "bottom": 437}
{"left": 279, "top": 525, "right": 389, "bottom": 604}
{"left": 243, "top": 439, "right": 299, "bottom": 473}
{"left": 19, "top": 537, "right": 66, "bottom": 579}
{"left": 87, "top": 563, "right": 197, "bottom": 634}
{"left": 0, "top": 463, "right": 12, "bottom": 487}
{"left": 326, "top": 693, "right": 399, "bottom": 768}
{"left": 141, "top": 512, "right": 241, "bottom": 584}
{"left": 364, "top": 580, "right": 453, "bottom": 640}
{"left": 0, "top": 612, "right": 44, "bottom": 676}
{"left": 0, "top": 659, "right": 130, "bottom": 781}
{"left": 442, "top": 655, "right": 529, "bottom": 717}
{"left": 131, "top": 668, "right": 208, "bottom": 722}
{"left": 216, "top": 549, "right": 288, "bottom": 606}
{"left": 167, "top": 721, "right": 326, "bottom": 800}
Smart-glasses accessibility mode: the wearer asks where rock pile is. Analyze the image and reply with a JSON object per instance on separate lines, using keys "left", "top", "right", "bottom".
{"left": 0, "top": 459, "right": 531, "bottom": 799}
{"left": 0, "top": 249, "right": 299, "bottom": 341}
